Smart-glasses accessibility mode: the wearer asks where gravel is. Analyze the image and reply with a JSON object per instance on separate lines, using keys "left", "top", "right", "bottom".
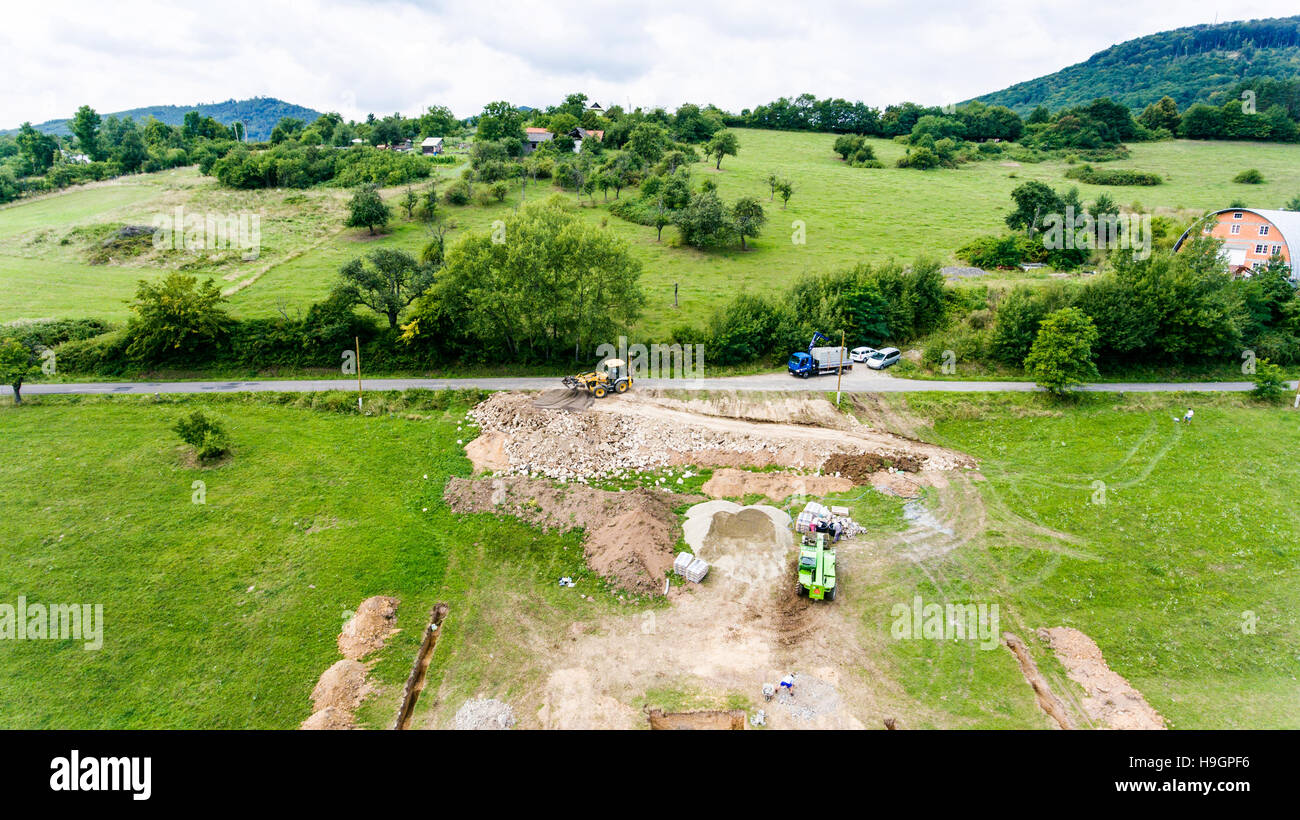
{"left": 453, "top": 698, "right": 516, "bottom": 730}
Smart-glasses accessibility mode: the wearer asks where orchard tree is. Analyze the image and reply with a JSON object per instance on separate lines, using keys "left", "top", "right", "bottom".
{"left": 0, "top": 338, "right": 38, "bottom": 405}
{"left": 628, "top": 122, "right": 670, "bottom": 165}
{"left": 339, "top": 248, "right": 437, "bottom": 328}
{"left": 706, "top": 130, "right": 738, "bottom": 170}
{"left": 776, "top": 179, "right": 794, "bottom": 209}
{"left": 346, "top": 185, "right": 391, "bottom": 235}
{"left": 1006, "top": 181, "right": 1063, "bottom": 235}
{"left": 401, "top": 186, "right": 419, "bottom": 219}
{"left": 1024, "top": 307, "right": 1100, "bottom": 394}
{"left": 731, "top": 196, "right": 766, "bottom": 250}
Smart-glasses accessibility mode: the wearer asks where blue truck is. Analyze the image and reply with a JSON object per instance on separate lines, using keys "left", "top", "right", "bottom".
{"left": 788, "top": 331, "right": 852, "bottom": 378}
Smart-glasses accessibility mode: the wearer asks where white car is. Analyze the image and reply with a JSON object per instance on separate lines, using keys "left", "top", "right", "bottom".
{"left": 849, "top": 346, "right": 876, "bottom": 363}
{"left": 866, "top": 347, "right": 902, "bottom": 370}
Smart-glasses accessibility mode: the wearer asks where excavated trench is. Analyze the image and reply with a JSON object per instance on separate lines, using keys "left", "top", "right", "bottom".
{"left": 392, "top": 603, "right": 450, "bottom": 730}
{"left": 647, "top": 709, "right": 746, "bottom": 730}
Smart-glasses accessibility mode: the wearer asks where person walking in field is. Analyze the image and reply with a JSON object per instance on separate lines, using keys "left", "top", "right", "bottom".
{"left": 1182, "top": 408, "right": 1194, "bottom": 424}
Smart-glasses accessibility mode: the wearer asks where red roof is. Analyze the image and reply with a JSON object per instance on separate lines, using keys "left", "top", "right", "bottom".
{"left": 525, "top": 127, "right": 551, "bottom": 134}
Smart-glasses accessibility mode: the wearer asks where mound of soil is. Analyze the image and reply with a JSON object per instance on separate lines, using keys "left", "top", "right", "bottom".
{"left": 338, "top": 596, "right": 400, "bottom": 660}
{"left": 824, "top": 452, "right": 921, "bottom": 481}
{"left": 300, "top": 706, "right": 353, "bottom": 731}
{"left": 444, "top": 476, "right": 703, "bottom": 595}
{"left": 310, "top": 659, "right": 372, "bottom": 713}
{"left": 701, "top": 468, "right": 853, "bottom": 501}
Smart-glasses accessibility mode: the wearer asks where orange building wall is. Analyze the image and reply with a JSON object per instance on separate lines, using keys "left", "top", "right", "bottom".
{"left": 1198, "top": 211, "right": 1290, "bottom": 267}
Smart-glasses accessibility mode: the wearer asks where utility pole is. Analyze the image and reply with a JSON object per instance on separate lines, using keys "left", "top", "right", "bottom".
{"left": 836, "top": 329, "right": 845, "bottom": 407}
{"left": 355, "top": 336, "right": 364, "bottom": 411}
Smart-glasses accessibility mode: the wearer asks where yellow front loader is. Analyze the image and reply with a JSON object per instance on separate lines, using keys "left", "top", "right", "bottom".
{"left": 562, "top": 358, "right": 632, "bottom": 399}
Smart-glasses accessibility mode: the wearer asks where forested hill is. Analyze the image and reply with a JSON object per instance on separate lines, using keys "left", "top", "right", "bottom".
{"left": 6, "top": 97, "right": 323, "bottom": 142}
{"left": 974, "top": 16, "right": 1300, "bottom": 114}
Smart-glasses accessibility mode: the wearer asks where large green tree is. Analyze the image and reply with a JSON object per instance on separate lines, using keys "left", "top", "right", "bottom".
{"left": 1024, "top": 307, "right": 1100, "bottom": 394}
{"left": 731, "top": 196, "right": 766, "bottom": 250}
{"left": 70, "top": 105, "right": 102, "bottom": 160}
{"left": 406, "top": 197, "right": 644, "bottom": 361}
{"left": 476, "top": 101, "right": 525, "bottom": 144}
{"left": 339, "top": 248, "right": 437, "bottom": 329}
{"left": 125, "top": 274, "right": 230, "bottom": 362}
{"left": 346, "top": 186, "right": 391, "bottom": 235}
{"left": 0, "top": 338, "right": 38, "bottom": 405}
{"left": 706, "top": 130, "right": 739, "bottom": 169}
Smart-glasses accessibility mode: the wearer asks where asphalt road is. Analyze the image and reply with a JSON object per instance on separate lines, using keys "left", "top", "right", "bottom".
{"left": 7, "top": 367, "right": 1287, "bottom": 397}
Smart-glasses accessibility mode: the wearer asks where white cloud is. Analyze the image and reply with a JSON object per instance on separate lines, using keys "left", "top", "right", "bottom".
{"left": 2, "top": 0, "right": 1298, "bottom": 125}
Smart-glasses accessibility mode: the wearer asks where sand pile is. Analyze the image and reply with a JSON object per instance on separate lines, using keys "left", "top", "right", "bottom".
{"left": 466, "top": 392, "right": 974, "bottom": 481}
{"left": 444, "top": 476, "right": 702, "bottom": 594}
{"left": 338, "top": 596, "right": 400, "bottom": 660}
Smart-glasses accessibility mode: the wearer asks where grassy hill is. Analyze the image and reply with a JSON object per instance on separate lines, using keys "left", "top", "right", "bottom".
{"left": 974, "top": 15, "right": 1300, "bottom": 114}
{"left": 4, "top": 97, "right": 323, "bottom": 142}
{"left": 4, "top": 128, "right": 1300, "bottom": 339}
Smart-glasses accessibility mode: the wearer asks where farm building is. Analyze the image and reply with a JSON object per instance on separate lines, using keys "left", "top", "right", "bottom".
{"left": 1174, "top": 208, "right": 1298, "bottom": 277}
{"left": 523, "top": 127, "right": 553, "bottom": 155}
{"left": 420, "top": 136, "right": 444, "bottom": 155}
{"left": 569, "top": 127, "right": 604, "bottom": 153}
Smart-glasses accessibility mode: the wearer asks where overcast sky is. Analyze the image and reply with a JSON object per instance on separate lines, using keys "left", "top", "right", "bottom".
{"left": 4, "top": 0, "right": 1299, "bottom": 126}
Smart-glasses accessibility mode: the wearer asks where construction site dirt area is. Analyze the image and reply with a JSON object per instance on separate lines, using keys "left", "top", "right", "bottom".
{"left": 464, "top": 390, "right": 975, "bottom": 481}
{"left": 444, "top": 475, "right": 702, "bottom": 595}
{"left": 421, "top": 391, "right": 1163, "bottom": 731}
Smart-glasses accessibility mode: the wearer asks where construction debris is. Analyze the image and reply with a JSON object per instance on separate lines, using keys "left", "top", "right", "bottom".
{"left": 454, "top": 698, "right": 517, "bottom": 730}
{"left": 673, "top": 551, "right": 710, "bottom": 583}
{"left": 465, "top": 391, "right": 975, "bottom": 481}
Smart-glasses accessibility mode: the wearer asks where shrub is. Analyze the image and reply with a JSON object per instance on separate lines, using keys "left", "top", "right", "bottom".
{"left": 1063, "top": 164, "right": 1162, "bottom": 185}
{"left": 174, "top": 410, "right": 231, "bottom": 462}
{"left": 125, "top": 273, "right": 230, "bottom": 364}
{"left": 1251, "top": 359, "right": 1289, "bottom": 402}
{"left": 443, "top": 180, "right": 471, "bottom": 205}
{"left": 1233, "top": 168, "right": 1265, "bottom": 184}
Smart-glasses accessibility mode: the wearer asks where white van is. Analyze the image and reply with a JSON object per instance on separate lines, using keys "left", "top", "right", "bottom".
{"left": 866, "top": 347, "right": 901, "bottom": 370}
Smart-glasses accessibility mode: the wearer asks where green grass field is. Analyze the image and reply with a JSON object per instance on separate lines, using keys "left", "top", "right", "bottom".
{"left": 886, "top": 391, "right": 1300, "bottom": 728}
{"left": 1, "top": 390, "right": 1295, "bottom": 728}
{"left": 4, "top": 132, "right": 1300, "bottom": 339}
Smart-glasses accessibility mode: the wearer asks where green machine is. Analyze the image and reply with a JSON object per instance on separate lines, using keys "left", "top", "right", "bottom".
{"left": 796, "top": 532, "right": 837, "bottom": 601}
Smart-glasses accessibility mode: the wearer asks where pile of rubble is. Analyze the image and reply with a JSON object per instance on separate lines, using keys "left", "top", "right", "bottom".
{"left": 453, "top": 698, "right": 517, "bottom": 730}
{"left": 467, "top": 392, "right": 973, "bottom": 482}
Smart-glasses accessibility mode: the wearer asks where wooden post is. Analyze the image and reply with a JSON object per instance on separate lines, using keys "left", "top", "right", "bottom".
{"left": 355, "top": 336, "right": 363, "bottom": 412}
{"left": 835, "top": 329, "right": 845, "bottom": 406}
